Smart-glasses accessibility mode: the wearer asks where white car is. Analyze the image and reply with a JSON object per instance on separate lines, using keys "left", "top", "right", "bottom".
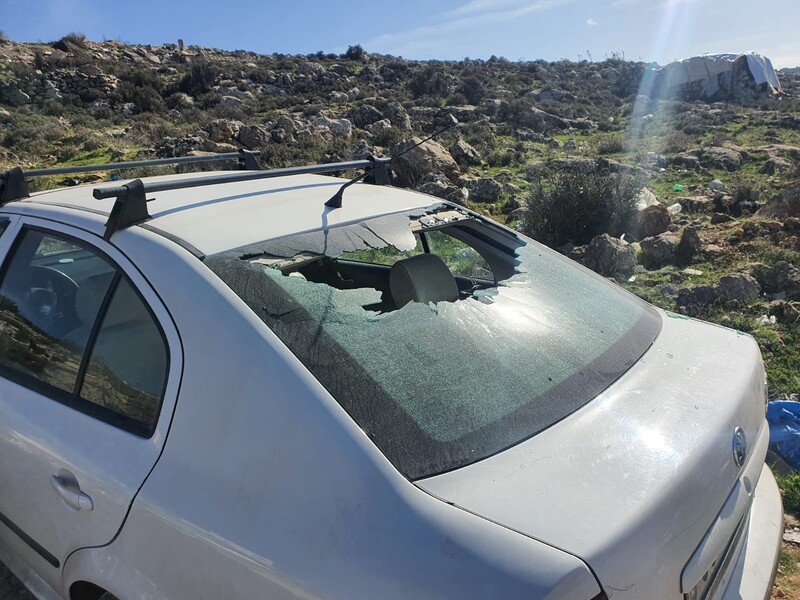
{"left": 0, "top": 152, "right": 783, "bottom": 600}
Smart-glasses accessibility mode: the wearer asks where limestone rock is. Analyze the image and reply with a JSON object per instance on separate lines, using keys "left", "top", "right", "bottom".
{"left": 579, "top": 234, "right": 636, "bottom": 280}
{"left": 640, "top": 233, "right": 680, "bottom": 269}
{"left": 391, "top": 137, "right": 460, "bottom": 187}
{"left": 716, "top": 273, "right": 761, "bottom": 306}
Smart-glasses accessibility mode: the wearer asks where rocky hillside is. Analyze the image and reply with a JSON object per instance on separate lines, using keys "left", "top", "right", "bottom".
{"left": 0, "top": 34, "right": 799, "bottom": 398}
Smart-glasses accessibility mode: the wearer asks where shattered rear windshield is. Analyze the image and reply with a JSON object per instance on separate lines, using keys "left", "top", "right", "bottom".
{"left": 207, "top": 205, "right": 660, "bottom": 479}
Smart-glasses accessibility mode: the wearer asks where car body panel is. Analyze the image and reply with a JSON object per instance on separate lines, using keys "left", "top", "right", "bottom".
{"left": 417, "top": 311, "right": 769, "bottom": 599}
{"left": 0, "top": 217, "right": 183, "bottom": 591}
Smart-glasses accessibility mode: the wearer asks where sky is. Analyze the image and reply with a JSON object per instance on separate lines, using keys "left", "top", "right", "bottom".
{"left": 1, "top": 0, "right": 798, "bottom": 68}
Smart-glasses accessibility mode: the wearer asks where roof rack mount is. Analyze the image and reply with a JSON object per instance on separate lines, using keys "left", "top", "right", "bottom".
{"left": 0, "top": 150, "right": 261, "bottom": 205}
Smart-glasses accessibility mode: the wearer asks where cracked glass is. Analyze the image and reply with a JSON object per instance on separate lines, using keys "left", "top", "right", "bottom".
{"left": 207, "top": 206, "right": 660, "bottom": 479}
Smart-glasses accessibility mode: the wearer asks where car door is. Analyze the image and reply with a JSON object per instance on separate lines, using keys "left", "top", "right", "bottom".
{"left": 0, "top": 217, "right": 182, "bottom": 591}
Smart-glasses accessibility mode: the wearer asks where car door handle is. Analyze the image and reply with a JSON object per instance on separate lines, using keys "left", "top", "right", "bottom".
{"left": 51, "top": 475, "right": 94, "bottom": 511}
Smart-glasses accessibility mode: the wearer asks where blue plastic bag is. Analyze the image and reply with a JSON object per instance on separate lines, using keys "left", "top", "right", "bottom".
{"left": 767, "top": 400, "right": 800, "bottom": 470}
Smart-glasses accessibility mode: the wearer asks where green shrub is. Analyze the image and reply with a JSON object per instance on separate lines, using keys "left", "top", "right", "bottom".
{"left": 777, "top": 473, "right": 800, "bottom": 515}
{"left": 178, "top": 61, "right": 220, "bottom": 96}
{"left": 596, "top": 135, "right": 625, "bottom": 155}
{"left": 344, "top": 44, "right": 366, "bottom": 61}
{"left": 523, "top": 164, "right": 644, "bottom": 246}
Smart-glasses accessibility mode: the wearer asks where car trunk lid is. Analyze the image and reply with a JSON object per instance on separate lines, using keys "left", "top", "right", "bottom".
{"left": 416, "top": 311, "right": 767, "bottom": 599}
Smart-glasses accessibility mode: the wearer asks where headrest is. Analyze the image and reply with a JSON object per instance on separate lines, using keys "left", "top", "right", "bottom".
{"left": 390, "top": 253, "right": 459, "bottom": 308}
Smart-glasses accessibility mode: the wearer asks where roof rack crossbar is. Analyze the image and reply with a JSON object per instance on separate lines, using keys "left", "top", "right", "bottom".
{"left": 93, "top": 157, "right": 392, "bottom": 200}
{"left": 0, "top": 150, "right": 262, "bottom": 205}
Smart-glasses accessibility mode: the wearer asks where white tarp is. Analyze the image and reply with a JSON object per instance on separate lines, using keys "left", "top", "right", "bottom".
{"left": 655, "top": 52, "right": 782, "bottom": 98}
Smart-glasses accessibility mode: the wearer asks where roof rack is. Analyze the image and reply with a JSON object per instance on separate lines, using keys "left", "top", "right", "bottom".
{"left": 92, "top": 156, "right": 392, "bottom": 240}
{"left": 0, "top": 150, "right": 262, "bottom": 206}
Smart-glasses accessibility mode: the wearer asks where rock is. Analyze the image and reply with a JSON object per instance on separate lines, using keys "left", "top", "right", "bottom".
{"left": 564, "top": 139, "right": 577, "bottom": 151}
{"left": 219, "top": 95, "right": 245, "bottom": 107}
{"left": 417, "top": 175, "right": 468, "bottom": 205}
{"left": 676, "top": 226, "right": 702, "bottom": 264}
{"left": 461, "top": 177, "right": 503, "bottom": 203}
{"left": 312, "top": 116, "right": 353, "bottom": 138}
{"left": 635, "top": 187, "right": 659, "bottom": 211}
{"left": 237, "top": 124, "right": 270, "bottom": 149}
{"left": 716, "top": 273, "right": 761, "bottom": 306}
{"left": 3, "top": 87, "right": 30, "bottom": 106}
{"left": 515, "top": 106, "right": 570, "bottom": 133}
{"left": 634, "top": 204, "right": 671, "bottom": 238}
{"left": 698, "top": 146, "right": 743, "bottom": 171}
{"left": 711, "top": 212, "right": 735, "bottom": 224}
{"left": 348, "top": 104, "right": 383, "bottom": 129}
{"left": 709, "top": 179, "right": 727, "bottom": 193}
{"left": 365, "top": 119, "right": 392, "bottom": 136}
{"left": 385, "top": 102, "right": 412, "bottom": 130}
{"left": 205, "top": 119, "right": 242, "bottom": 144}
{"left": 391, "top": 137, "right": 460, "bottom": 187}
{"left": 677, "top": 196, "right": 713, "bottom": 213}
{"left": 579, "top": 234, "right": 636, "bottom": 280}
{"left": 761, "top": 156, "right": 792, "bottom": 175}
{"left": 450, "top": 139, "right": 481, "bottom": 167}
{"left": 760, "top": 261, "right": 800, "bottom": 299}
{"left": 758, "top": 184, "right": 800, "bottom": 219}
{"left": 639, "top": 233, "right": 679, "bottom": 269}
{"left": 676, "top": 285, "right": 718, "bottom": 317}
{"left": 671, "top": 152, "right": 700, "bottom": 170}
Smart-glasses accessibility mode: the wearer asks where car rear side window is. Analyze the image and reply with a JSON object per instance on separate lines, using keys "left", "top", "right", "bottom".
{"left": 0, "top": 228, "right": 168, "bottom": 436}
{"left": 0, "top": 219, "right": 8, "bottom": 236}
{"left": 79, "top": 277, "right": 168, "bottom": 431}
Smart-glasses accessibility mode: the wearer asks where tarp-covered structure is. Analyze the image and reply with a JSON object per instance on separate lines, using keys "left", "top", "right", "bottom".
{"left": 649, "top": 52, "right": 782, "bottom": 101}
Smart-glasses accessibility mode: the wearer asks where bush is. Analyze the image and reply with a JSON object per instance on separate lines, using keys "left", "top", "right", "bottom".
{"left": 777, "top": 473, "right": 800, "bottom": 515}
{"left": 408, "top": 64, "right": 449, "bottom": 99}
{"left": 459, "top": 76, "right": 484, "bottom": 105}
{"left": 178, "top": 61, "right": 220, "bottom": 96}
{"left": 344, "top": 44, "right": 366, "bottom": 61}
{"left": 523, "top": 165, "right": 644, "bottom": 247}
{"left": 595, "top": 135, "right": 625, "bottom": 155}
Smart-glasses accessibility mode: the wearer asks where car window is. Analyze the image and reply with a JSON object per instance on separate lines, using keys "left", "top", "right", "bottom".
{"left": 79, "top": 277, "right": 168, "bottom": 432}
{"left": 423, "top": 229, "right": 493, "bottom": 280}
{"left": 0, "top": 219, "right": 8, "bottom": 237}
{"left": 0, "top": 228, "right": 168, "bottom": 436}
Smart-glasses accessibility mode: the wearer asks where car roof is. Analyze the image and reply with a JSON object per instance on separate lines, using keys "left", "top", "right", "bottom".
{"left": 11, "top": 172, "right": 432, "bottom": 255}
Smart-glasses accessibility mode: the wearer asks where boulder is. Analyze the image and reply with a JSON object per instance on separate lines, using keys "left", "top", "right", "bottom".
{"left": 461, "top": 178, "right": 503, "bottom": 203}
{"left": 676, "top": 226, "right": 702, "bottom": 264}
{"left": 635, "top": 187, "right": 659, "bottom": 211}
{"left": 757, "top": 184, "right": 800, "bottom": 219}
{"left": 676, "top": 285, "right": 718, "bottom": 317}
{"left": 385, "top": 102, "right": 412, "bottom": 130}
{"left": 365, "top": 119, "right": 392, "bottom": 136}
{"left": 450, "top": 139, "right": 481, "bottom": 166}
{"left": 515, "top": 106, "right": 570, "bottom": 133}
{"left": 639, "top": 233, "right": 680, "bottom": 269}
{"left": 416, "top": 176, "right": 468, "bottom": 206}
{"left": 634, "top": 204, "right": 671, "bottom": 239}
{"left": 348, "top": 104, "right": 384, "bottom": 129}
{"left": 237, "top": 124, "right": 270, "bottom": 149}
{"left": 205, "top": 119, "right": 242, "bottom": 144}
{"left": 760, "top": 156, "right": 792, "bottom": 175}
{"left": 391, "top": 137, "right": 460, "bottom": 187}
{"left": 760, "top": 261, "right": 800, "bottom": 299}
{"left": 671, "top": 152, "right": 701, "bottom": 170}
{"left": 579, "top": 234, "right": 636, "bottom": 280}
{"left": 698, "top": 146, "right": 743, "bottom": 171}
{"left": 311, "top": 116, "right": 353, "bottom": 138}
{"left": 716, "top": 273, "right": 761, "bottom": 306}
{"left": 709, "top": 179, "right": 727, "bottom": 193}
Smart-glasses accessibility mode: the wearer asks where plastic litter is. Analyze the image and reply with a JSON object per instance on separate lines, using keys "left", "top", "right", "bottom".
{"left": 767, "top": 401, "right": 800, "bottom": 470}
{"left": 673, "top": 184, "right": 684, "bottom": 192}
{"left": 667, "top": 203, "right": 682, "bottom": 214}
{"left": 757, "top": 315, "right": 777, "bottom": 326}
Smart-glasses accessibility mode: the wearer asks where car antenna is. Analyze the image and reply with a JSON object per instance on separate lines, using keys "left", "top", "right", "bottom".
{"left": 325, "top": 116, "right": 460, "bottom": 209}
